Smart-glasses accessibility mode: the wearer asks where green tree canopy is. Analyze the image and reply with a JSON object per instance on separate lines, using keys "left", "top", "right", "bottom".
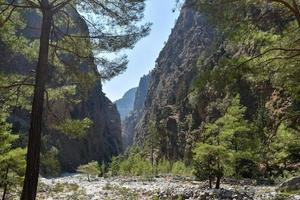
{"left": 77, "top": 161, "right": 101, "bottom": 182}
{"left": 0, "top": 1, "right": 150, "bottom": 198}
{"left": 0, "top": 112, "right": 26, "bottom": 200}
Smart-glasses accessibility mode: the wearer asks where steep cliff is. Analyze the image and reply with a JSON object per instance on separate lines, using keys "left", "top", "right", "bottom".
{"left": 133, "top": 74, "right": 151, "bottom": 111}
{"left": 47, "top": 86, "right": 122, "bottom": 171}
{"left": 122, "top": 74, "right": 151, "bottom": 150}
{"left": 125, "top": 6, "right": 214, "bottom": 160}
{"left": 0, "top": 9, "right": 122, "bottom": 172}
{"left": 127, "top": 4, "right": 285, "bottom": 163}
{"left": 114, "top": 87, "right": 137, "bottom": 121}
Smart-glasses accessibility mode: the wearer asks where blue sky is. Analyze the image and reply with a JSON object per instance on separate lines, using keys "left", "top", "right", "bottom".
{"left": 102, "top": 0, "right": 180, "bottom": 102}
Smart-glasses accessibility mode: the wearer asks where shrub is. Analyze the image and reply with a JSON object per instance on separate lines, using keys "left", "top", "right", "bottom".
{"left": 119, "top": 152, "right": 152, "bottom": 176}
{"left": 171, "top": 161, "right": 193, "bottom": 177}
{"left": 108, "top": 156, "right": 121, "bottom": 176}
{"left": 119, "top": 159, "right": 131, "bottom": 175}
{"left": 156, "top": 159, "right": 172, "bottom": 174}
{"left": 234, "top": 156, "right": 259, "bottom": 179}
{"left": 40, "top": 147, "right": 61, "bottom": 177}
{"left": 77, "top": 161, "right": 100, "bottom": 181}
{"left": 107, "top": 147, "right": 195, "bottom": 178}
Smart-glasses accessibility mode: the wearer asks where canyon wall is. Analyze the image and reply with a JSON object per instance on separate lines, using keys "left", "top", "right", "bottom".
{"left": 0, "top": 9, "right": 122, "bottom": 172}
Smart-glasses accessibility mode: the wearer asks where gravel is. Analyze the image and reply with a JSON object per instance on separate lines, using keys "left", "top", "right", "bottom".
{"left": 35, "top": 174, "right": 300, "bottom": 200}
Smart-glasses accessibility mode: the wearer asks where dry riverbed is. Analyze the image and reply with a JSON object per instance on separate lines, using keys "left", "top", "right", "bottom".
{"left": 32, "top": 174, "right": 300, "bottom": 200}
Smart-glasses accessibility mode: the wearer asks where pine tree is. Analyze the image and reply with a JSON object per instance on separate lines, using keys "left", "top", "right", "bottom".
{"left": 217, "top": 95, "right": 254, "bottom": 153}
{"left": 145, "top": 121, "right": 160, "bottom": 168}
{"left": 77, "top": 161, "right": 100, "bottom": 182}
{"left": 0, "top": 1, "right": 150, "bottom": 199}
{"left": 193, "top": 143, "right": 233, "bottom": 189}
{"left": 0, "top": 113, "right": 26, "bottom": 200}
{"left": 189, "top": 0, "right": 300, "bottom": 119}
{"left": 193, "top": 95, "right": 255, "bottom": 187}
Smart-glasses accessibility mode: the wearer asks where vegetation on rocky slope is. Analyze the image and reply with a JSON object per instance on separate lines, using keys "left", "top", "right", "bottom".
{"left": 119, "top": 0, "right": 300, "bottom": 192}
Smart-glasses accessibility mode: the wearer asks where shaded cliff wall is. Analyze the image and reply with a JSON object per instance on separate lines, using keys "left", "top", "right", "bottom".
{"left": 48, "top": 84, "right": 122, "bottom": 171}
{"left": 0, "top": 9, "right": 122, "bottom": 172}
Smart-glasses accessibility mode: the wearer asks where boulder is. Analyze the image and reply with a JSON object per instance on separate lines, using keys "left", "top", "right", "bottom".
{"left": 278, "top": 176, "right": 300, "bottom": 192}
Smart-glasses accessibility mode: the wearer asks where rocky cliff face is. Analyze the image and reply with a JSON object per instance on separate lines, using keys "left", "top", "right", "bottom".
{"left": 46, "top": 81, "right": 122, "bottom": 171}
{"left": 122, "top": 74, "right": 151, "bottom": 150}
{"left": 114, "top": 87, "right": 137, "bottom": 121}
{"left": 126, "top": 4, "right": 280, "bottom": 162}
{"left": 0, "top": 9, "right": 122, "bottom": 172}
{"left": 124, "top": 6, "right": 214, "bottom": 160}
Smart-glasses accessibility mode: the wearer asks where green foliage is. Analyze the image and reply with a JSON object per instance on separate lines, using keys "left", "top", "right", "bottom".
{"left": 234, "top": 154, "right": 259, "bottom": 179}
{"left": 189, "top": 0, "right": 300, "bottom": 139}
{"left": 0, "top": 73, "right": 33, "bottom": 112}
{"left": 0, "top": 112, "right": 26, "bottom": 198}
{"left": 287, "top": 143, "right": 300, "bottom": 164}
{"left": 144, "top": 121, "right": 160, "bottom": 166}
{"left": 203, "top": 95, "right": 255, "bottom": 154}
{"left": 47, "top": 85, "right": 78, "bottom": 102}
{"left": 193, "top": 143, "right": 233, "bottom": 186}
{"left": 171, "top": 161, "right": 193, "bottom": 177}
{"left": 192, "top": 95, "right": 260, "bottom": 186}
{"left": 156, "top": 159, "right": 172, "bottom": 174}
{"left": 118, "top": 148, "right": 153, "bottom": 176}
{"left": 0, "top": 1, "right": 151, "bottom": 199}
{"left": 40, "top": 147, "right": 61, "bottom": 178}
{"left": 258, "top": 123, "right": 300, "bottom": 178}
{"left": 54, "top": 118, "right": 93, "bottom": 138}
{"left": 107, "top": 147, "right": 193, "bottom": 178}
{"left": 216, "top": 95, "right": 254, "bottom": 152}
{"left": 77, "top": 161, "right": 101, "bottom": 181}
{"left": 108, "top": 156, "right": 121, "bottom": 176}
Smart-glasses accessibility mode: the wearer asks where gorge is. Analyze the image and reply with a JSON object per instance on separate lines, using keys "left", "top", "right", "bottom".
{"left": 1, "top": 0, "right": 300, "bottom": 199}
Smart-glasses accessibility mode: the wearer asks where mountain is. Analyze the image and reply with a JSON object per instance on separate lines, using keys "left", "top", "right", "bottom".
{"left": 123, "top": 4, "right": 268, "bottom": 161}
{"left": 121, "top": 5, "right": 213, "bottom": 159}
{"left": 114, "top": 87, "right": 137, "bottom": 121}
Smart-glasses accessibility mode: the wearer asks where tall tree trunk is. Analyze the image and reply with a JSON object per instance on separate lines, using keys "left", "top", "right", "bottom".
{"left": 2, "top": 166, "right": 9, "bottom": 200}
{"left": 215, "top": 176, "right": 221, "bottom": 189}
{"left": 216, "top": 158, "right": 221, "bottom": 189}
{"left": 21, "top": 7, "right": 52, "bottom": 200}
{"left": 2, "top": 186, "right": 7, "bottom": 200}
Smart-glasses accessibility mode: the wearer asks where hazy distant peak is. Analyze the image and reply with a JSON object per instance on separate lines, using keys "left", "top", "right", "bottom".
{"left": 114, "top": 87, "right": 137, "bottom": 120}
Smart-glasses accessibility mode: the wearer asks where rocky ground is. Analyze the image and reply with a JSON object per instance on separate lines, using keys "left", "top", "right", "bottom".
{"left": 33, "top": 174, "right": 300, "bottom": 200}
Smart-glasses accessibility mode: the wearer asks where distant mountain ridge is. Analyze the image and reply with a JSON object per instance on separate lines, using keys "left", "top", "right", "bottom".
{"left": 115, "top": 87, "right": 137, "bottom": 120}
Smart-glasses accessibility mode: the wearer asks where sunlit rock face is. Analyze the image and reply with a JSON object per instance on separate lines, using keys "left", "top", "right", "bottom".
{"left": 0, "top": 9, "right": 122, "bottom": 172}
{"left": 115, "top": 87, "right": 137, "bottom": 121}
{"left": 128, "top": 5, "right": 278, "bottom": 161}
{"left": 123, "top": 6, "right": 214, "bottom": 159}
{"left": 121, "top": 74, "right": 151, "bottom": 150}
